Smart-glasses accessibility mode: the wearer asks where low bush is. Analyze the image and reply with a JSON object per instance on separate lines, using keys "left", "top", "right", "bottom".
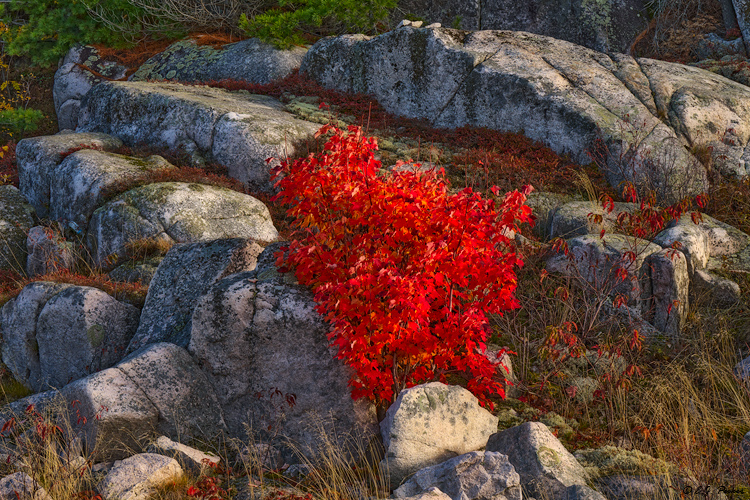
{"left": 273, "top": 123, "right": 533, "bottom": 409}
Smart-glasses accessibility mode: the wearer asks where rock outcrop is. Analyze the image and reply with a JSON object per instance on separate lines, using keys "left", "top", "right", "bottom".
{"left": 76, "top": 81, "right": 319, "bottom": 191}
{"left": 301, "top": 26, "right": 750, "bottom": 201}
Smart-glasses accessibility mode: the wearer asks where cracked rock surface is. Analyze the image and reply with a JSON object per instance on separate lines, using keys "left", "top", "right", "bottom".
{"left": 301, "top": 26, "right": 750, "bottom": 201}
{"left": 76, "top": 81, "right": 320, "bottom": 192}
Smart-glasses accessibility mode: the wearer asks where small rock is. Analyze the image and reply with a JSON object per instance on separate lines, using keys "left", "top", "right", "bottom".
{"left": 96, "top": 453, "right": 183, "bottom": 500}
{"left": 147, "top": 436, "right": 220, "bottom": 476}
{"left": 380, "top": 382, "right": 499, "bottom": 488}
{"left": 0, "top": 472, "right": 52, "bottom": 500}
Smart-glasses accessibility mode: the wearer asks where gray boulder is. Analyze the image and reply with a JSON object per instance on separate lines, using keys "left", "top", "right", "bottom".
{"left": 76, "top": 81, "right": 319, "bottom": 191}
{"left": 642, "top": 249, "right": 689, "bottom": 337}
{"left": 301, "top": 27, "right": 750, "bottom": 201}
{"left": 96, "top": 453, "right": 183, "bottom": 500}
{"left": 0, "top": 472, "right": 52, "bottom": 500}
{"left": 486, "top": 421, "right": 592, "bottom": 499}
{"left": 396, "top": 0, "right": 648, "bottom": 53}
{"left": 60, "top": 343, "right": 224, "bottom": 461}
{"left": 54, "top": 45, "right": 128, "bottom": 130}
{"left": 49, "top": 150, "right": 175, "bottom": 232}
{"left": 523, "top": 191, "right": 574, "bottom": 240}
{"left": 16, "top": 131, "right": 123, "bottom": 218}
{"left": 393, "top": 451, "right": 522, "bottom": 500}
{"left": 127, "top": 238, "right": 263, "bottom": 353}
{"left": 86, "top": 182, "right": 277, "bottom": 268}
{"left": 26, "top": 225, "right": 76, "bottom": 277}
{"left": 0, "top": 185, "right": 35, "bottom": 272}
{"left": 379, "top": 382, "right": 499, "bottom": 488}
{"left": 1, "top": 282, "right": 140, "bottom": 391}
{"left": 188, "top": 264, "right": 378, "bottom": 462}
{"left": 129, "top": 38, "right": 306, "bottom": 84}
{"left": 546, "top": 234, "right": 663, "bottom": 309}
{"left": 549, "top": 201, "right": 637, "bottom": 240}
{"left": 691, "top": 269, "right": 741, "bottom": 307}
{"left": 1, "top": 282, "right": 72, "bottom": 390}
{"left": 394, "top": 487, "right": 452, "bottom": 500}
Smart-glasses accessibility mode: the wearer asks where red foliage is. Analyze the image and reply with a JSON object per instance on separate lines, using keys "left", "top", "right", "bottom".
{"left": 273, "top": 124, "right": 534, "bottom": 408}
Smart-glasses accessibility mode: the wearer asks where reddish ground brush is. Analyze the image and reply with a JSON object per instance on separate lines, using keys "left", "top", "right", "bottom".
{"left": 0, "top": 141, "right": 17, "bottom": 187}
{"left": 273, "top": 123, "right": 533, "bottom": 409}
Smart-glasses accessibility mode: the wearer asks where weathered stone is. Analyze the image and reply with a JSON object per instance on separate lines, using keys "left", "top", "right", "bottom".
{"left": 116, "top": 343, "right": 226, "bottom": 441}
{"left": 34, "top": 286, "right": 140, "bottom": 390}
{"left": 50, "top": 150, "right": 175, "bottom": 231}
{"left": 302, "top": 28, "right": 750, "bottom": 201}
{"left": 546, "top": 234, "right": 663, "bottom": 309}
{"left": 393, "top": 487, "right": 452, "bottom": 500}
{"left": 695, "top": 33, "right": 747, "bottom": 60}
{"left": 130, "top": 38, "right": 306, "bottom": 84}
{"left": 127, "top": 238, "right": 263, "bottom": 353}
{"left": 2, "top": 283, "right": 138, "bottom": 392}
{"left": 146, "top": 435, "right": 220, "bottom": 476}
{"left": 188, "top": 261, "right": 378, "bottom": 462}
{"left": 549, "top": 201, "right": 636, "bottom": 239}
{"left": 486, "top": 422, "right": 590, "bottom": 499}
{"left": 393, "top": 451, "right": 522, "bottom": 500}
{"left": 76, "top": 81, "right": 319, "bottom": 191}
{"left": 54, "top": 45, "right": 127, "bottom": 130}
{"left": 642, "top": 249, "right": 689, "bottom": 337}
{"left": 0, "top": 185, "right": 35, "bottom": 272}
{"left": 396, "top": 0, "right": 648, "bottom": 53}
{"left": 524, "top": 191, "right": 575, "bottom": 240}
{"left": 86, "top": 182, "right": 277, "bottom": 268}
{"left": 379, "top": 382, "right": 498, "bottom": 488}
{"left": 96, "top": 453, "right": 183, "bottom": 500}
{"left": 691, "top": 269, "right": 741, "bottom": 307}
{"left": 575, "top": 446, "right": 686, "bottom": 499}
{"left": 16, "top": 132, "right": 123, "bottom": 218}
{"left": 26, "top": 226, "right": 76, "bottom": 277}
{"left": 61, "top": 367, "right": 160, "bottom": 461}
{"left": 1, "top": 282, "right": 73, "bottom": 389}
{"left": 0, "top": 472, "right": 52, "bottom": 500}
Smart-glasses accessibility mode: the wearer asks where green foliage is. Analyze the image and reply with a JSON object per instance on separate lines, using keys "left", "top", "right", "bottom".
{"left": 239, "top": 0, "right": 397, "bottom": 48}
{"left": 0, "top": 0, "right": 146, "bottom": 67}
{"left": 0, "top": 107, "right": 43, "bottom": 137}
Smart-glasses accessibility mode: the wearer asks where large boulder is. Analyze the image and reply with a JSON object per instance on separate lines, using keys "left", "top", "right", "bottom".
{"left": 486, "top": 422, "right": 593, "bottom": 499}
{"left": 127, "top": 238, "right": 263, "bottom": 353}
{"left": 393, "top": 451, "right": 522, "bottom": 500}
{"left": 16, "top": 131, "right": 123, "bottom": 218}
{"left": 301, "top": 27, "right": 750, "bottom": 201}
{"left": 642, "top": 249, "right": 689, "bottom": 337}
{"left": 1, "top": 282, "right": 140, "bottom": 391}
{"left": 546, "top": 234, "right": 663, "bottom": 309}
{"left": 60, "top": 343, "right": 225, "bottom": 461}
{"left": 76, "top": 81, "right": 319, "bottom": 191}
{"left": 188, "top": 260, "right": 378, "bottom": 462}
{"left": 86, "top": 182, "right": 277, "bottom": 268}
{"left": 397, "top": 0, "right": 648, "bottom": 53}
{"left": 0, "top": 185, "right": 35, "bottom": 273}
{"left": 54, "top": 45, "right": 128, "bottom": 130}
{"left": 129, "top": 38, "right": 306, "bottom": 84}
{"left": 49, "top": 149, "right": 175, "bottom": 231}
{"left": 379, "top": 382, "right": 499, "bottom": 488}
